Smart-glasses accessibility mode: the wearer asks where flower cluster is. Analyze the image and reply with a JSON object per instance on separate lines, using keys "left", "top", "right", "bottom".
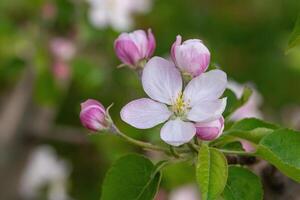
{"left": 80, "top": 29, "right": 228, "bottom": 146}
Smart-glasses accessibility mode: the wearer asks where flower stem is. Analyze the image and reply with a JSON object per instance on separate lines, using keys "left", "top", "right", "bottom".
{"left": 187, "top": 142, "right": 199, "bottom": 153}
{"left": 112, "top": 125, "right": 169, "bottom": 152}
{"left": 169, "top": 146, "right": 181, "bottom": 158}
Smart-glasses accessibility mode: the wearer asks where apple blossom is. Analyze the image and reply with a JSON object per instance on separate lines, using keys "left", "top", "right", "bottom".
{"left": 121, "top": 57, "right": 227, "bottom": 146}
{"left": 114, "top": 29, "right": 156, "bottom": 68}
{"left": 195, "top": 117, "right": 224, "bottom": 141}
{"left": 171, "top": 35, "right": 210, "bottom": 77}
{"left": 80, "top": 99, "right": 108, "bottom": 132}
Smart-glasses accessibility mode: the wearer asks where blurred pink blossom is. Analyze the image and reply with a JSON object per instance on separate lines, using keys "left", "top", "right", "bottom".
{"left": 227, "top": 80, "right": 263, "bottom": 152}
{"left": 227, "top": 80, "right": 263, "bottom": 121}
{"left": 41, "top": 2, "right": 57, "bottom": 20}
{"left": 169, "top": 185, "right": 200, "bottom": 200}
{"left": 52, "top": 60, "right": 71, "bottom": 81}
{"left": 50, "top": 38, "right": 76, "bottom": 61}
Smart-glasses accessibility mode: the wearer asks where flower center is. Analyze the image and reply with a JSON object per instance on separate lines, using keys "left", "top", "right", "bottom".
{"left": 172, "top": 93, "right": 189, "bottom": 117}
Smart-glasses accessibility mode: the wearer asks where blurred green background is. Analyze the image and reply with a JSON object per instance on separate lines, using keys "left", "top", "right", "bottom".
{"left": 0, "top": 0, "right": 299, "bottom": 199}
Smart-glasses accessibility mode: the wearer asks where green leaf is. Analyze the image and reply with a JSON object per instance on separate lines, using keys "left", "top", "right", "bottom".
{"left": 256, "top": 129, "right": 300, "bottom": 182}
{"left": 231, "top": 118, "right": 279, "bottom": 131}
{"left": 287, "top": 13, "right": 300, "bottom": 52}
{"left": 224, "top": 128, "right": 273, "bottom": 144}
{"left": 222, "top": 166, "right": 263, "bottom": 200}
{"left": 222, "top": 89, "right": 238, "bottom": 118}
{"left": 101, "top": 154, "right": 161, "bottom": 200}
{"left": 196, "top": 144, "right": 228, "bottom": 200}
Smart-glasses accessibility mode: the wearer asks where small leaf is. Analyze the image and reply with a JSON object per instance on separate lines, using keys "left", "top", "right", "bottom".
{"left": 256, "top": 129, "right": 300, "bottom": 182}
{"left": 101, "top": 154, "right": 161, "bottom": 200}
{"left": 222, "top": 89, "right": 238, "bottom": 118}
{"left": 287, "top": 13, "right": 300, "bottom": 52}
{"left": 222, "top": 166, "right": 263, "bottom": 200}
{"left": 224, "top": 128, "right": 273, "bottom": 144}
{"left": 196, "top": 144, "right": 228, "bottom": 200}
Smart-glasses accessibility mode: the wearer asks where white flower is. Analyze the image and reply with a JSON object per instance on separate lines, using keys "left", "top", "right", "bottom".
{"left": 19, "top": 145, "right": 72, "bottom": 200}
{"left": 87, "top": 0, "right": 151, "bottom": 31}
{"left": 121, "top": 57, "right": 227, "bottom": 146}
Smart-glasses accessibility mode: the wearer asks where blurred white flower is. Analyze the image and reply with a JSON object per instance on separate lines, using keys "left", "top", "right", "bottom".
{"left": 169, "top": 184, "right": 200, "bottom": 200}
{"left": 227, "top": 80, "right": 263, "bottom": 121}
{"left": 19, "top": 145, "right": 72, "bottom": 200}
{"left": 87, "top": 0, "right": 152, "bottom": 31}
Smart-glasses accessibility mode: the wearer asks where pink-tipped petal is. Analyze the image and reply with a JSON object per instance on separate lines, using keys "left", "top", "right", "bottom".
{"left": 171, "top": 35, "right": 182, "bottom": 63}
{"left": 142, "top": 57, "right": 182, "bottom": 105}
{"left": 120, "top": 98, "right": 172, "bottom": 129}
{"left": 129, "top": 30, "right": 148, "bottom": 57}
{"left": 146, "top": 29, "right": 156, "bottom": 58}
{"left": 114, "top": 37, "right": 140, "bottom": 66}
{"left": 80, "top": 99, "right": 105, "bottom": 114}
{"left": 187, "top": 98, "right": 227, "bottom": 122}
{"left": 183, "top": 69, "right": 227, "bottom": 107}
{"left": 160, "top": 119, "right": 196, "bottom": 146}
{"left": 195, "top": 117, "right": 224, "bottom": 141}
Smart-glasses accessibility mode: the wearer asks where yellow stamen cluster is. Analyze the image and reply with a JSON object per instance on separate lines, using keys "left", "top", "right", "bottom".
{"left": 172, "top": 93, "right": 188, "bottom": 117}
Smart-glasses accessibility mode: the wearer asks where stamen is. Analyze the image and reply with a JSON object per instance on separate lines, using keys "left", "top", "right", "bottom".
{"left": 172, "top": 93, "right": 188, "bottom": 117}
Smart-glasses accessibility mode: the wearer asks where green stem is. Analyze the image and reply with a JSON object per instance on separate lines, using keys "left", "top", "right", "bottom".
{"left": 187, "top": 142, "right": 199, "bottom": 153}
{"left": 219, "top": 149, "right": 255, "bottom": 156}
{"left": 169, "top": 146, "right": 181, "bottom": 158}
{"left": 112, "top": 125, "right": 169, "bottom": 152}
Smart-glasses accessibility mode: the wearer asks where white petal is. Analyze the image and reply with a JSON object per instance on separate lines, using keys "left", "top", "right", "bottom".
{"left": 120, "top": 98, "right": 172, "bottom": 129}
{"left": 160, "top": 119, "right": 196, "bottom": 146}
{"left": 183, "top": 69, "right": 227, "bottom": 107}
{"left": 187, "top": 98, "right": 227, "bottom": 122}
{"left": 142, "top": 57, "right": 182, "bottom": 105}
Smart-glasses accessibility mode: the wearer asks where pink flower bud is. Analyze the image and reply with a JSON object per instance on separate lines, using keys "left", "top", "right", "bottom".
{"left": 114, "top": 29, "right": 156, "bottom": 67}
{"left": 195, "top": 117, "right": 224, "bottom": 141}
{"left": 171, "top": 35, "right": 210, "bottom": 77}
{"left": 80, "top": 99, "right": 108, "bottom": 132}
